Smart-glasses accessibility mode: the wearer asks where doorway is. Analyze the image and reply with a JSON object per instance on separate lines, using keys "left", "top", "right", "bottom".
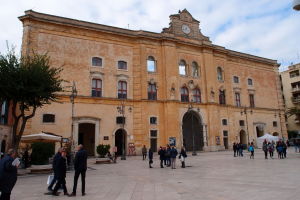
{"left": 115, "top": 129, "right": 127, "bottom": 156}
{"left": 240, "top": 130, "right": 247, "bottom": 145}
{"left": 182, "top": 111, "right": 204, "bottom": 151}
{"left": 78, "top": 123, "right": 95, "bottom": 156}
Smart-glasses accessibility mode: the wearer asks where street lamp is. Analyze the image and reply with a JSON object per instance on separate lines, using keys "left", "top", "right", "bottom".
{"left": 188, "top": 100, "right": 197, "bottom": 156}
{"left": 240, "top": 107, "right": 252, "bottom": 147}
{"left": 69, "top": 81, "right": 77, "bottom": 169}
{"left": 117, "top": 99, "right": 126, "bottom": 160}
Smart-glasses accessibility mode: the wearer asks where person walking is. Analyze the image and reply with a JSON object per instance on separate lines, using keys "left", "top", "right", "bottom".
{"left": 276, "top": 141, "right": 283, "bottom": 159}
{"left": 52, "top": 149, "right": 69, "bottom": 196}
{"left": 166, "top": 145, "right": 171, "bottom": 167}
{"left": 148, "top": 148, "right": 153, "bottom": 168}
{"left": 0, "top": 149, "right": 19, "bottom": 200}
{"left": 158, "top": 147, "right": 165, "bottom": 168}
{"left": 48, "top": 148, "right": 63, "bottom": 192}
{"left": 69, "top": 145, "right": 88, "bottom": 197}
{"left": 236, "top": 143, "right": 240, "bottom": 157}
{"left": 262, "top": 140, "right": 268, "bottom": 159}
{"left": 142, "top": 145, "right": 147, "bottom": 160}
{"left": 179, "top": 147, "right": 187, "bottom": 168}
{"left": 238, "top": 143, "right": 243, "bottom": 157}
{"left": 233, "top": 142, "right": 237, "bottom": 157}
{"left": 268, "top": 141, "right": 274, "bottom": 159}
{"left": 248, "top": 143, "right": 254, "bottom": 159}
{"left": 170, "top": 146, "right": 178, "bottom": 169}
{"left": 283, "top": 141, "right": 287, "bottom": 158}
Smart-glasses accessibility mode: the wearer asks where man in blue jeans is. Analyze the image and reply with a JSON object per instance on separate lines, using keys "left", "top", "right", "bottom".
{"left": 170, "top": 146, "right": 178, "bottom": 169}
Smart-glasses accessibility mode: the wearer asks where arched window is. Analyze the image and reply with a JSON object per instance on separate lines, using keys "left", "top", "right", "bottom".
{"left": 118, "top": 81, "right": 127, "bottom": 99}
{"left": 192, "top": 61, "right": 199, "bottom": 77}
{"left": 118, "top": 61, "right": 127, "bottom": 70}
{"left": 181, "top": 87, "right": 189, "bottom": 102}
{"left": 147, "top": 56, "right": 156, "bottom": 72}
{"left": 92, "top": 79, "right": 102, "bottom": 97}
{"left": 148, "top": 83, "right": 157, "bottom": 100}
{"left": 92, "top": 57, "right": 102, "bottom": 67}
{"left": 179, "top": 60, "right": 187, "bottom": 76}
{"left": 217, "top": 67, "right": 223, "bottom": 81}
{"left": 219, "top": 90, "right": 226, "bottom": 105}
{"left": 193, "top": 88, "right": 201, "bottom": 103}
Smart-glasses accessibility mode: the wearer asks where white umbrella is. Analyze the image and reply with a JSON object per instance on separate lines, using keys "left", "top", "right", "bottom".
{"left": 21, "top": 132, "right": 62, "bottom": 143}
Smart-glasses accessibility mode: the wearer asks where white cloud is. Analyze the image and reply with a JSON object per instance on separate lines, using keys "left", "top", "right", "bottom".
{"left": 0, "top": 0, "right": 299, "bottom": 69}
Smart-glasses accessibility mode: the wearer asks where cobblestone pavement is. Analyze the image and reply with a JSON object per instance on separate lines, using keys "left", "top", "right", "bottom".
{"left": 11, "top": 148, "right": 300, "bottom": 200}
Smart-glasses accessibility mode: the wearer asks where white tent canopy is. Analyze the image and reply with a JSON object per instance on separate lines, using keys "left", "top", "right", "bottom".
{"left": 256, "top": 133, "right": 279, "bottom": 148}
{"left": 21, "top": 132, "right": 62, "bottom": 143}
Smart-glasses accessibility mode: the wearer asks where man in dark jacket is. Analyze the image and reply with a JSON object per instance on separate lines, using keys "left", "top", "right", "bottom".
{"left": 69, "top": 144, "right": 88, "bottom": 197}
{"left": 170, "top": 146, "right": 178, "bottom": 169}
{"left": 0, "top": 149, "right": 19, "bottom": 200}
{"left": 48, "top": 148, "right": 62, "bottom": 191}
{"left": 158, "top": 147, "right": 165, "bottom": 168}
{"left": 148, "top": 148, "right": 153, "bottom": 168}
{"left": 52, "top": 149, "right": 69, "bottom": 196}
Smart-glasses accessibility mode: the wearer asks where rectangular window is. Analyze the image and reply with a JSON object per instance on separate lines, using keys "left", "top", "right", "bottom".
{"left": 148, "top": 83, "right": 157, "bottom": 100}
{"left": 223, "top": 130, "right": 228, "bottom": 137}
{"left": 118, "top": 61, "right": 127, "bottom": 70}
{"left": 150, "top": 130, "right": 157, "bottom": 137}
{"left": 273, "top": 121, "right": 278, "bottom": 127}
{"left": 116, "top": 116, "right": 125, "bottom": 124}
{"left": 150, "top": 117, "right": 157, "bottom": 125}
{"left": 248, "top": 78, "right": 253, "bottom": 86}
{"left": 249, "top": 94, "right": 255, "bottom": 107}
{"left": 92, "top": 79, "right": 102, "bottom": 97}
{"left": 92, "top": 57, "right": 102, "bottom": 67}
{"left": 290, "top": 70, "right": 299, "bottom": 78}
{"left": 239, "top": 120, "right": 245, "bottom": 126}
{"left": 233, "top": 76, "right": 239, "bottom": 83}
{"left": 118, "top": 81, "right": 127, "bottom": 99}
{"left": 219, "top": 90, "right": 226, "bottom": 105}
{"left": 43, "top": 114, "right": 55, "bottom": 123}
{"left": 222, "top": 119, "right": 228, "bottom": 125}
{"left": 235, "top": 93, "right": 241, "bottom": 107}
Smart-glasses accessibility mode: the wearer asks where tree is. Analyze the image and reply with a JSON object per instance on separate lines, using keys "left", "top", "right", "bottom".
{"left": 0, "top": 48, "right": 64, "bottom": 149}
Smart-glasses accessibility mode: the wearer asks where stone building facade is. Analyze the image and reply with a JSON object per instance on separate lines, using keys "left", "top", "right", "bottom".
{"left": 0, "top": 101, "right": 13, "bottom": 156}
{"left": 280, "top": 63, "right": 300, "bottom": 132}
{"left": 19, "top": 9, "right": 287, "bottom": 155}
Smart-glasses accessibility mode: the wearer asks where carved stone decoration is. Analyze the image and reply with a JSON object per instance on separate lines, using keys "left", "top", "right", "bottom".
{"left": 149, "top": 78, "right": 155, "bottom": 85}
{"left": 170, "top": 83, "right": 176, "bottom": 100}
{"left": 188, "top": 80, "right": 194, "bottom": 89}
{"left": 210, "top": 87, "right": 215, "bottom": 102}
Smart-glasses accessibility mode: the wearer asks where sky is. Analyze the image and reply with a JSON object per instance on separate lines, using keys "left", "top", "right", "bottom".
{"left": 0, "top": 0, "right": 299, "bottom": 71}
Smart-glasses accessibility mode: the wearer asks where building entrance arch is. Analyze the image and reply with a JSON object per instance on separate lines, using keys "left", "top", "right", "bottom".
{"left": 182, "top": 110, "right": 204, "bottom": 151}
{"left": 115, "top": 129, "right": 127, "bottom": 156}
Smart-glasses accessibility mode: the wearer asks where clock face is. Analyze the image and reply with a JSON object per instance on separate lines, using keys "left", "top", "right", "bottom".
{"left": 182, "top": 24, "right": 191, "bottom": 34}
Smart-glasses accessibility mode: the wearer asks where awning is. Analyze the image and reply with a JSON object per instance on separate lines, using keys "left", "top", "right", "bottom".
{"left": 21, "top": 132, "right": 62, "bottom": 143}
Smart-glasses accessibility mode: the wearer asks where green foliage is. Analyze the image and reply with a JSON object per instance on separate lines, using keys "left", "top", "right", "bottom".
{"left": 31, "top": 142, "right": 55, "bottom": 165}
{"left": 0, "top": 46, "right": 65, "bottom": 148}
{"left": 96, "top": 144, "right": 110, "bottom": 157}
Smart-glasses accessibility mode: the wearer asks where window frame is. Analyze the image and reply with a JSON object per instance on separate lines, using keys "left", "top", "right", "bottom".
{"left": 91, "top": 79, "right": 102, "bottom": 97}
{"left": 179, "top": 60, "right": 187, "bottom": 76}
{"left": 148, "top": 83, "right": 157, "bottom": 100}
{"left": 147, "top": 56, "right": 156, "bottom": 72}
{"left": 181, "top": 87, "right": 189, "bottom": 102}
{"left": 117, "top": 60, "right": 128, "bottom": 70}
{"left": 42, "top": 113, "right": 55, "bottom": 123}
{"left": 217, "top": 67, "right": 223, "bottom": 81}
{"left": 92, "top": 57, "right": 103, "bottom": 67}
{"left": 222, "top": 119, "right": 228, "bottom": 126}
{"left": 118, "top": 81, "right": 127, "bottom": 99}
{"left": 233, "top": 76, "right": 239, "bottom": 84}
{"left": 192, "top": 88, "right": 201, "bottom": 103}
{"left": 219, "top": 90, "right": 226, "bottom": 105}
{"left": 192, "top": 61, "right": 199, "bottom": 78}
{"left": 247, "top": 78, "right": 253, "bottom": 86}
{"left": 249, "top": 94, "right": 255, "bottom": 108}
{"left": 150, "top": 116, "right": 158, "bottom": 125}
{"left": 235, "top": 92, "right": 241, "bottom": 107}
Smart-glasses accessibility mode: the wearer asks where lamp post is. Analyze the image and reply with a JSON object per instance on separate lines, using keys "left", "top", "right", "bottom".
{"left": 69, "top": 81, "right": 77, "bottom": 169}
{"left": 117, "top": 99, "right": 126, "bottom": 160}
{"left": 240, "top": 107, "right": 252, "bottom": 147}
{"left": 188, "top": 100, "right": 197, "bottom": 156}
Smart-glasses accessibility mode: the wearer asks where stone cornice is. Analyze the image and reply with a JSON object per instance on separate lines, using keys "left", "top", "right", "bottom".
{"left": 19, "top": 10, "right": 279, "bottom": 67}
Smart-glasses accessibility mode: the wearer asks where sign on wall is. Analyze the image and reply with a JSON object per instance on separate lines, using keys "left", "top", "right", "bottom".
{"left": 169, "top": 137, "right": 176, "bottom": 146}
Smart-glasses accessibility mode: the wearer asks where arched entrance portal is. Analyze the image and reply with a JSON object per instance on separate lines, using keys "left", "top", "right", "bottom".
{"left": 78, "top": 123, "right": 95, "bottom": 156}
{"left": 256, "top": 125, "right": 264, "bottom": 137}
{"left": 115, "top": 129, "right": 127, "bottom": 156}
{"left": 182, "top": 111, "right": 204, "bottom": 151}
{"left": 240, "top": 130, "right": 247, "bottom": 145}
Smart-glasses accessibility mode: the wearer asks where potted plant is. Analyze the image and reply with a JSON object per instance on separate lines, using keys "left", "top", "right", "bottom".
{"left": 96, "top": 144, "right": 110, "bottom": 158}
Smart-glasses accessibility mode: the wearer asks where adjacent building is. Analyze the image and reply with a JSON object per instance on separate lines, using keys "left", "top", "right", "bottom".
{"left": 280, "top": 63, "right": 300, "bottom": 133}
{"left": 0, "top": 101, "right": 13, "bottom": 156}
{"left": 19, "top": 9, "right": 287, "bottom": 155}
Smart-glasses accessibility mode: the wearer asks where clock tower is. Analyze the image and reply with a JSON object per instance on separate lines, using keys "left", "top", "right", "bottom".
{"left": 162, "top": 9, "right": 210, "bottom": 42}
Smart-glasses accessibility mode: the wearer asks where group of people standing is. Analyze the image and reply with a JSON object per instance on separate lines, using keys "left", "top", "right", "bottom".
{"left": 46, "top": 144, "right": 88, "bottom": 197}
{"left": 142, "top": 145, "right": 187, "bottom": 169}
{"left": 233, "top": 142, "right": 245, "bottom": 157}
{"left": 262, "top": 140, "right": 287, "bottom": 159}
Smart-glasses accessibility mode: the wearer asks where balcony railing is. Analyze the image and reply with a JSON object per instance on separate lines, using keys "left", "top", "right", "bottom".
{"left": 292, "top": 87, "right": 300, "bottom": 93}
{"left": 291, "top": 97, "right": 300, "bottom": 103}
